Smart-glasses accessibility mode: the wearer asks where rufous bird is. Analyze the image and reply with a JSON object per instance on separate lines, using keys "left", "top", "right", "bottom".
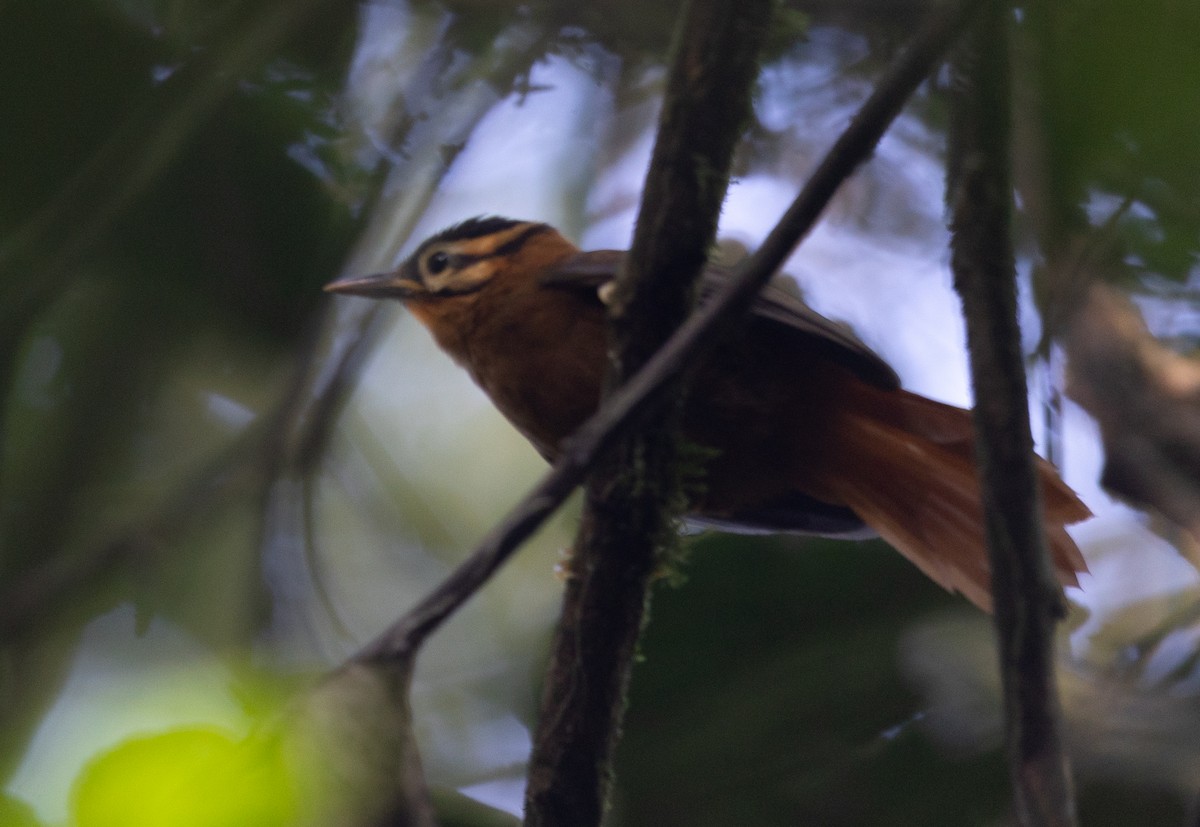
{"left": 326, "top": 217, "right": 1090, "bottom": 610}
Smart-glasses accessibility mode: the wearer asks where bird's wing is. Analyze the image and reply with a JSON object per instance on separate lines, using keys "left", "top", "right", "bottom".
{"left": 544, "top": 250, "right": 900, "bottom": 390}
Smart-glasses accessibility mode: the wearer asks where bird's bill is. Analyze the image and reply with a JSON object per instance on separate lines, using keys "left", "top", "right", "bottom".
{"left": 323, "top": 271, "right": 422, "bottom": 299}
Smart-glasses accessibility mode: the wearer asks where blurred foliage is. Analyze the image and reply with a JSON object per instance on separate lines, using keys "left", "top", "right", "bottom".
{"left": 0, "top": 0, "right": 360, "bottom": 609}
{"left": 1028, "top": 1, "right": 1200, "bottom": 289}
{"left": 71, "top": 727, "right": 298, "bottom": 827}
{"left": 616, "top": 535, "right": 1196, "bottom": 826}
{"left": 0, "top": 794, "right": 43, "bottom": 827}
{"left": 616, "top": 534, "right": 1013, "bottom": 826}
{"left": 1, "top": 0, "right": 1200, "bottom": 824}
{"left": 0, "top": 0, "right": 364, "bottom": 808}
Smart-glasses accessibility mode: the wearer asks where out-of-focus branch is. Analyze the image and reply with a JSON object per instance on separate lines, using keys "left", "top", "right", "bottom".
{"left": 1066, "top": 285, "right": 1200, "bottom": 552}
{"left": 0, "top": 0, "right": 335, "bottom": 496}
{"left": 280, "top": 17, "right": 553, "bottom": 478}
{"left": 0, "top": 12, "right": 551, "bottom": 647}
{"left": 282, "top": 659, "right": 436, "bottom": 827}
{"left": 947, "top": 3, "right": 1077, "bottom": 825}
{"left": 0, "top": 428, "right": 258, "bottom": 641}
{"left": 905, "top": 613, "right": 1200, "bottom": 806}
{"left": 1013, "top": 3, "right": 1200, "bottom": 569}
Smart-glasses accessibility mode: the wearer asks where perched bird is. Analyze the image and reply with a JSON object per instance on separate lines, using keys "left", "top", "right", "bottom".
{"left": 326, "top": 217, "right": 1090, "bottom": 611}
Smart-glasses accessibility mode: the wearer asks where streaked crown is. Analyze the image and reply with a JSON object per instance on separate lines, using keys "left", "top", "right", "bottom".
{"left": 324, "top": 216, "right": 558, "bottom": 301}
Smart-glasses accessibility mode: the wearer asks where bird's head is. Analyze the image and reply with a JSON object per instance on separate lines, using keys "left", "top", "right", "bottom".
{"left": 324, "top": 217, "right": 576, "bottom": 304}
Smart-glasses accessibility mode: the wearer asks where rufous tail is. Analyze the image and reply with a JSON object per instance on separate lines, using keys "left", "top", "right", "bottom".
{"left": 814, "top": 390, "right": 1090, "bottom": 612}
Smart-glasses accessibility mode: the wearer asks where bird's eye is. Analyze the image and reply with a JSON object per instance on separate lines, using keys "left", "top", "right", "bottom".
{"left": 426, "top": 250, "right": 451, "bottom": 276}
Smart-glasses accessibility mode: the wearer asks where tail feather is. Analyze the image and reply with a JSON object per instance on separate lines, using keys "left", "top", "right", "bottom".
{"left": 813, "top": 392, "right": 1090, "bottom": 612}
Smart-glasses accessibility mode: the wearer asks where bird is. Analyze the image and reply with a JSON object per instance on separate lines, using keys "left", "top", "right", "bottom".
{"left": 325, "top": 216, "right": 1090, "bottom": 611}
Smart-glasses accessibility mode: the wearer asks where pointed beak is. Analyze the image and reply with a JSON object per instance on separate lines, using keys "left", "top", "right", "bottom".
{"left": 323, "top": 271, "right": 422, "bottom": 300}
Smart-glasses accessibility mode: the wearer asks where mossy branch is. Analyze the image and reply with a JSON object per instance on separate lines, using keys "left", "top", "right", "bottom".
{"left": 523, "top": 1, "right": 773, "bottom": 823}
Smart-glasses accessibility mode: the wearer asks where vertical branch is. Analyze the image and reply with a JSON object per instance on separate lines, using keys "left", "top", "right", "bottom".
{"left": 947, "top": 3, "right": 1077, "bottom": 826}
{"left": 522, "top": 0, "right": 772, "bottom": 824}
